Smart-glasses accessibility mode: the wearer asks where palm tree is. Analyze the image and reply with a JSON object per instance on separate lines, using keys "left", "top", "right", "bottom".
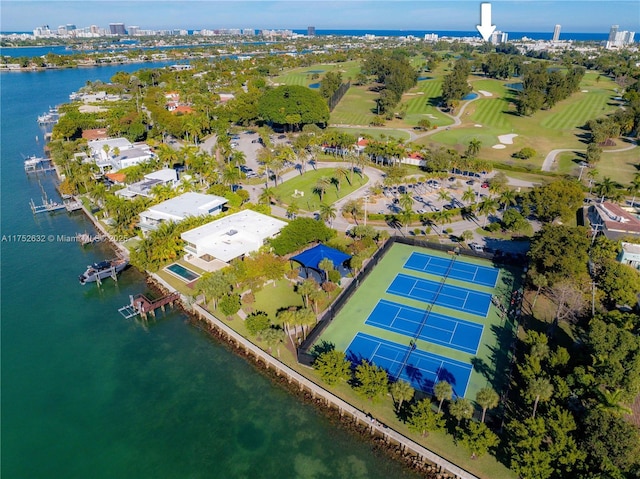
{"left": 475, "top": 387, "right": 500, "bottom": 423}
{"left": 399, "top": 192, "right": 414, "bottom": 212}
{"left": 286, "top": 201, "right": 300, "bottom": 219}
{"left": 341, "top": 199, "right": 363, "bottom": 224}
{"left": 318, "top": 202, "right": 337, "bottom": 227}
{"left": 462, "top": 187, "right": 476, "bottom": 205}
{"left": 437, "top": 189, "right": 452, "bottom": 204}
{"left": 399, "top": 208, "right": 413, "bottom": 235}
{"left": 460, "top": 230, "right": 474, "bottom": 245}
{"left": 390, "top": 380, "right": 415, "bottom": 413}
{"left": 627, "top": 174, "right": 640, "bottom": 206}
{"left": 478, "top": 197, "right": 499, "bottom": 227}
{"left": 527, "top": 377, "right": 554, "bottom": 418}
{"left": 449, "top": 397, "right": 474, "bottom": 426}
{"left": 587, "top": 168, "right": 599, "bottom": 195}
{"left": 498, "top": 189, "right": 517, "bottom": 210}
{"left": 297, "top": 278, "right": 317, "bottom": 309}
{"left": 318, "top": 258, "right": 334, "bottom": 282}
{"left": 595, "top": 387, "right": 633, "bottom": 415}
{"left": 466, "top": 138, "right": 482, "bottom": 159}
{"left": 595, "top": 176, "right": 617, "bottom": 203}
{"left": 313, "top": 177, "right": 331, "bottom": 202}
{"left": 433, "top": 380, "right": 453, "bottom": 414}
{"left": 259, "top": 186, "right": 279, "bottom": 205}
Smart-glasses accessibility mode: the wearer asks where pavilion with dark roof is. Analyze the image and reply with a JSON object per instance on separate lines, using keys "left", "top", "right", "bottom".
{"left": 290, "top": 244, "right": 352, "bottom": 282}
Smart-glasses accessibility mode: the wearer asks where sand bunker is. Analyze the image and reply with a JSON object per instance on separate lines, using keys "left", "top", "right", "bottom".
{"left": 581, "top": 90, "right": 588, "bottom": 92}
{"left": 498, "top": 133, "right": 518, "bottom": 144}
{"left": 492, "top": 144, "right": 507, "bottom": 149}
{"left": 425, "top": 114, "right": 438, "bottom": 119}
{"left": 474, "top": 124, "right": 483, "bottom": 128}
{"left": 478, "top": 90, "right": 493, "bottom": 97}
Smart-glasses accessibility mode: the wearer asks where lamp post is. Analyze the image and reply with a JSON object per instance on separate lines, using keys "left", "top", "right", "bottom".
{"left": 364, "top": 195, "right": 369, "bottom": 226}
{"left": 578, "top": 162, "right": 588, "bottom": 181}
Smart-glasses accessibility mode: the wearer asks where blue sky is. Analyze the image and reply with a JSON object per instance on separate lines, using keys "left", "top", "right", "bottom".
{"left": 1, "top": 1, "right": 638, "bottom": 33}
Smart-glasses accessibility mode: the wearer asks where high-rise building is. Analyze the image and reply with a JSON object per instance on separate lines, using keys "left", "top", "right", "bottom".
{"left": 307, "top": 26, "right": 316, "bottom": 36}
{"left": 609, "top": 25, "right": 619, "bottom": 42}
{"left": 553, "top": 24, "right": 561, "bottom": 41}
{"left": 109, "top": 23, "right": 126, "bottom": 35}
{"left": 489, "top": 30, "right": 508, "bottom": 44}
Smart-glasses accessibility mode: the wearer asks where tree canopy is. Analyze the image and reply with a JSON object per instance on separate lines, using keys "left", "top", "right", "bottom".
{"left": 257, "top": 85, "right": 329, "bottom": 130}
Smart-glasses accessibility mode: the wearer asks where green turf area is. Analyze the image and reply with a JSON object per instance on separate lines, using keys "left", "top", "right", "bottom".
{"left": 421, "top": 73, "right": 621, "bottom": 169}
{"left": 273, "top": 167, "right": 369, "bottom": 211}
{"left": 315, "top": 242, "right": 522, "bottom": 401}
{"left": 272, "top": 61, "right": 361, "bottom": 87}
{"left": 251, "top": 279, "right": 304, "bottom": 318}
{"left": 330, "top": 85, "right": 379, "bottom": 126}
{"left": 400, "top": 78, "right": 454, "bottom": 128}
{"left": 596, "top": 145, "right": 640, "bottom": 185}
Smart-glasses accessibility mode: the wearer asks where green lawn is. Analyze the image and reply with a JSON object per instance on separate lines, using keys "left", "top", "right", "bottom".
{"left": 273, "top": 167, "right": 369, "bottom": 211}
{"left": 400, "top": 78, "right": 454, "bottom": 127}
{"left": 251, "top": 279, "right": 304, "bottom": 318}
{"left": 595, "top": 146, "right": 640, "bottom": 185}
{"left": 330, "top": 85, "right": 378, "bottom": 126}
{"left": 272, "top": 61, "right": 361, "bottom": 88}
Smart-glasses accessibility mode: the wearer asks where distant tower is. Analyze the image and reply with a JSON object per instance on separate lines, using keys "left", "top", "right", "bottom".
{"left": 109, "top": 23, "right": 126, "bottom": 35}
{"left": 609, "top": 25, "right": 619, "bottom": 42}
{"left": 307, "top": 26, "right": 316, "bottom": 36}
{"left": 553, "top": 24, "right": 561, "bottom": 41}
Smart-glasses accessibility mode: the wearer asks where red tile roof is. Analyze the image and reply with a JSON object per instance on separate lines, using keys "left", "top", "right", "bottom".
{"left": 82, "top": 128, "right": 108, "bottom": 140}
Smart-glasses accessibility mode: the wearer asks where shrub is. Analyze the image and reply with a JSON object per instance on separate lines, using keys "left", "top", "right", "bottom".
{"left": 322, "top": 281, "right": 337, "bottom": 293}
{"left": 219, "top": 294, "right": 242, "bottom": 316}
{"left": 328, "top": 269, "right": 341, "bottom": 284}
{"left": 512, "top": 147, "right": 537, "bottom": 159}
{"left": 245, "top": 312, "right": 271, "bottom": 336}
{"left": 269, "top": 217, "right": 336, "bottom": 256}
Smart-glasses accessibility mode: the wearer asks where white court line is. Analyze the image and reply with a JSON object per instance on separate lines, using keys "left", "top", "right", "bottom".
{"left": 448, "top": 322, "right": 459, "bottom": 344}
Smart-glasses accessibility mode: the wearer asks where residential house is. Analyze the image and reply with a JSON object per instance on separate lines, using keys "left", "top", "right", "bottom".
{"left": 87, "top": 137, "right": 155, "bottom": 173}
{"left": 116, "top": 168, "right": 179, "bottom": 199}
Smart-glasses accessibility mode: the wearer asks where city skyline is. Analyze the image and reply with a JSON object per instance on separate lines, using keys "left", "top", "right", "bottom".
{"left": 1, "top": 1, "right": 639, "bottom": 33}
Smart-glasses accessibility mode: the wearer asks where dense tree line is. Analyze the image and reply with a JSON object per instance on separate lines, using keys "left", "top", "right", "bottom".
{"left": 257, "top": 85, "right": 330, "bottom": 131}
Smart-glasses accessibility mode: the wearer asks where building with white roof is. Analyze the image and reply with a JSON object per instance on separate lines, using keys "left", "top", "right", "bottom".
{"left": 87, "top": 137, "right": 155, "bottom": 172}
{"left": 181, "top": 210, "right": 287, "bottom": 266}
{"left": 139, "top": 192, "right": 227, "bottom": 235}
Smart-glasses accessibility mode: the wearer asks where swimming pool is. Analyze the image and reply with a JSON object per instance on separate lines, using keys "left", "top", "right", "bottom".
{"left": 165, "top": 263, "right": 200, "bottom": 282}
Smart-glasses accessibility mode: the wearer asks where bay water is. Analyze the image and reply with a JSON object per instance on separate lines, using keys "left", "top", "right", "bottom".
{"left": 0, "top": 66, "right": 419, "bottom": 478}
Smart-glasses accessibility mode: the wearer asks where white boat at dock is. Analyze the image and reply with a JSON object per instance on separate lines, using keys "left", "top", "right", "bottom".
{"left": 37, "top": 107, "right": 59, "bottom": 125}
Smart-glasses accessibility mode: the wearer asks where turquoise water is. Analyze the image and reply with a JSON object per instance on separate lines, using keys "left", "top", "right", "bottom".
{"left": 166, "top": 263, "right": 200, "bottom": 281}
{"left": 309, "top": 83, "right": 320, "bottom": 89}
{"left": 0, "top": 67, "right": 419, "bottom": 478}
{"left": 462, "top": 92, "right": 478, "bottom": 100}
{"left": 504, "top": 83, "right": 524, "bottom": 91}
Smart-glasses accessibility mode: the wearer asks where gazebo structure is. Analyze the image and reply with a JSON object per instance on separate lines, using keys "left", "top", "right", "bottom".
{"left": 290, "top": 244, "right": 351, "bottom": 282}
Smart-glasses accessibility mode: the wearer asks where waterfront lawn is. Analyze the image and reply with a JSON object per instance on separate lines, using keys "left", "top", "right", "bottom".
{"left": 250, "top": 279, "right": 304, "bottom": 318}
{"left": 273, "top": 168, "right": 369, "bottom": 211}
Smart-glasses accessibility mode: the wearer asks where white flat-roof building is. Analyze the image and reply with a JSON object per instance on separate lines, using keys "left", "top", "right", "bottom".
{"left": 139, "top": 192, "right": 227, "bottom": 235}
{"left": 181, "top": 210, "right": 287, "bottom": 265}
{"left": 87, "top": 137, "right": 155, "bottom": 172}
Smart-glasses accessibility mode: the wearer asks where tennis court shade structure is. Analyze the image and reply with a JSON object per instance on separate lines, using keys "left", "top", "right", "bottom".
{"left": 404, "top": 252, "right": 499, "bottom": 288}
{"left": 290, "top": 244, "right": 351, "bottom": 275}
{"left": 346, "top": 332, "right": 472, "bottom": 397}
{"left": 387, "top": 273, "right": 492, "bottom": 317}
{"left": 365, "top": 299, "right": 484, "bottom": 354}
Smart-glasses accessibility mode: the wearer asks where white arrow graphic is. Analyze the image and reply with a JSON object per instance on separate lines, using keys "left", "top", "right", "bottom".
{"left": 476, "top": 3, "right": 496, "bottom": 41}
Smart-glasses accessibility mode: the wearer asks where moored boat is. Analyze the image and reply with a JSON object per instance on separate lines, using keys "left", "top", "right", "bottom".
{"left": 78, "top": 257, "right": 128, "bottom": 285}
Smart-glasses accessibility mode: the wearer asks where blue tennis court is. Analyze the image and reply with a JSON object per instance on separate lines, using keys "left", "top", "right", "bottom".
{"left": 365, "top": 299, "right": 483, "bottom": 354}
{"left": 387, "top": 273, "right": 492, "bottom": 317}
{"left": 346, "top": 332, "right": 472, "bottom": 397}
{"left": 404, "top": 252, "right": 499, "bottom": 288}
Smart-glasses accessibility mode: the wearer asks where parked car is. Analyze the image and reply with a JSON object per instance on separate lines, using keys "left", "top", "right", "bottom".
{"left": 469, "top": 242, "right": 484, "bottom": 252}
{"left": 481, "top": 181, "right": 489, "bottom": 188}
